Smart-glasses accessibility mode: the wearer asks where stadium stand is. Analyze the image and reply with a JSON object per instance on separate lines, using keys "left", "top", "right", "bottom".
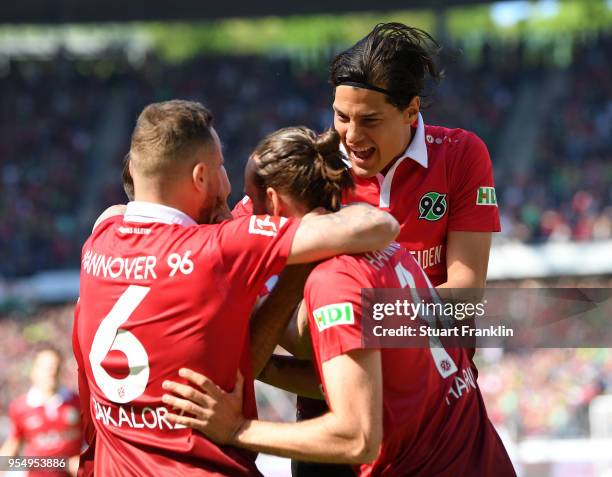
{"left": 498, "top": 33, "right": 612, "bottom": 243}
{"left": 1, "top": 35, "right": 610, "bottom": 278}
{"left": 0, "top": 57, "right": 108, "bottom": 277}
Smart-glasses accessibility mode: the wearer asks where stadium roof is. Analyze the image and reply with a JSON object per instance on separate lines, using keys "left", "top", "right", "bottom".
{"left": 3, "top": 0, "right": 493, "bottom": 24}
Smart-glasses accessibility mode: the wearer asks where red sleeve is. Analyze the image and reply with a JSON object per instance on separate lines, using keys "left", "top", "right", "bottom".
{"left": 72, "top": 301, "right": 95, "bottom": 477}
{"left": 231, "top": 195, "right": 254, "bottom": 218}
{"left": 304, "top": 260, "right": 366, "bottom": 363}
{"left": 447, "top": 132, "right": 501, "bottom": 232}
{"left": 7, "top": 399, "right": 24, "bottom": 440}
{"left": 215, "top": 214, "right": 299, "bottom": 293}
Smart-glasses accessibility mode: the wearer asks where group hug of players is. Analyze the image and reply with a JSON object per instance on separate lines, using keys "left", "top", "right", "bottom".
{"left": 5, "top": 22, "right": 517, "bottom": 476}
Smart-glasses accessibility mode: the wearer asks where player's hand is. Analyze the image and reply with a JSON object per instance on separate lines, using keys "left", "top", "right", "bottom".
{"left": 92, "top": 204, "right": 126, "bottom": 231}
{"left": 162, "top": 368, "right": 245, "bottom": 445}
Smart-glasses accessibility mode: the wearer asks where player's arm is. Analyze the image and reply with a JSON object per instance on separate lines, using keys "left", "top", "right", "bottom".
{"left": 250, "top": 265, "right": 313, "bottom": 377}
{"left": 256, "top": 301, "right": 320, "bottom": 398}
{"left": 437, "top": 231, "right": 492, "bottom": 296}
{"left": 72, "top": 304, "right": 96, "bottom": 476}
{"left": 0, "top": 435, "right": 22, "bottom": 477}
{"left": 287, "top": 203, "right": 399, "bottom": 264}
{"left": 441, "top": 132, "right": 497, "bottom": 296}
{"left": 247, "top": 204, "right": 396, "bottom": 375}
{"left": 2, "top": 398, "right": 25, "bottom": 461}
{"left": 67, "top": 456, "right": 80, "bottom": 477}
{"left": 0, "top": 435, "right": 22, "bottom": 457}
{"left": 92, "top": 204, "right": 126, "bottom": 232}
{"left": 258, "top": 354, "right": 323, "bottom": 400}
{"left": 278, "top": 299, "right": 313, "bottom": 359}
{"left": 163, "top": 349, "right": 383, "bottom": 464}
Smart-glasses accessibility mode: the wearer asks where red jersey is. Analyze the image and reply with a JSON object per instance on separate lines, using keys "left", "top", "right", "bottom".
{"left": 232, "top": 196, "right": 253, "bottom": 219}
{"left": 344, "top": 114, "right": 500, "bottom": 287}
{"left": 73, "top": 202, "right": 298, "bottom": 476}
{"left": 233, "top": 115, "right": 500, "bottom": 287}
{"left": 8, "top": 388, "right": 82, "bottom": 477}
{"left": 303, "top": 244, "right": 515, "bottom": 477}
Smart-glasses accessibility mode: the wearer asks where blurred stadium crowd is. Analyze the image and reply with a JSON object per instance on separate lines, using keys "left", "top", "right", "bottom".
{"left": 501, "top": 35, "right": 612, "bottom": 243}
{"left": 0, "top": 33, "right": 610, "bottom": 278}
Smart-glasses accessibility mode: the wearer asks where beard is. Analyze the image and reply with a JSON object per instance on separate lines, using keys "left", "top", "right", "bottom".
{"left": 196, "top": 202, "right": 232, "bottom": 225}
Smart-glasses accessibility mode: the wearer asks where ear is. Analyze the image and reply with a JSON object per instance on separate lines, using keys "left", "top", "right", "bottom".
{"left": 192, "top": 162, "right": 207, "bottom": 193}
{"left": 402, "top": 96, "right": 421, "bottom": 125}
{"left": 266, "top": 187, "right": 282, "bottom": 216}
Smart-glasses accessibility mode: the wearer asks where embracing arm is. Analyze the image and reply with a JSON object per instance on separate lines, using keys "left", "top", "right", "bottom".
{"left": 92, "top": 204, "right": 126, "bottom": 232}
{"left": 258, "top": 354, "right": 323, "bottom": 400}
{"left": 163, "top": 349, "right": 383, "bottom": 464}
{"left": 72, "top": 307, "right": 96, "bottom": 477}
{"left": 278, "top": 299, "right": 313, "bottom": 359}
{"left": 287, "top": 204, "right": 399, "bottom": 265}
{"left": 250, "top": 265, "right": 313, "bottom": 377}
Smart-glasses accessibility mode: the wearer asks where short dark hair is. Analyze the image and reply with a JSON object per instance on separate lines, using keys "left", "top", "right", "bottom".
{"left": 330, "top": 22, "right": 442, "bottom": 110}
{"left": 252, "top": 127, "right": 353, "bottom": 212}
{"left": 129, "top": 100, "right": 215, "bottom": 177}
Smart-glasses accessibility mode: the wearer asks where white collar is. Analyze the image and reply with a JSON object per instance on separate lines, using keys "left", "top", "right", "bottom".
{"left": 398, "top": 113, "right": 428, "bottom": 168}
{"left": 26, "top": 387, "right": 71, "bottom": 408}
{"left": 124, "top": 201, "right": 197, "bottom": 227}
{"left": 339, "top": 113, "right": 428, "bottom": 169}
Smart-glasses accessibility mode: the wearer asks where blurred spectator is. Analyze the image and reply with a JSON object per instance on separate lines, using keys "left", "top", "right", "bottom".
{"left": 0, "top": 306, "right": 77, "bottom": 422}
{"left": 0, "top": 340, "right": 81, "bottom": 476}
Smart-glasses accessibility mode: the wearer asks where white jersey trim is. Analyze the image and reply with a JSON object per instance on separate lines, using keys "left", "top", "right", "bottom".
{"left": 125, "top": 201, "right": 197, "bottom": 227}
{"left": 26, "top": 386, "right": 72, "bottom": 408}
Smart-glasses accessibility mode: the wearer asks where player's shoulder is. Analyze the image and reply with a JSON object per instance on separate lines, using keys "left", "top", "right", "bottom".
{"left": 8, "top": 394, "right": 30, "bottom": 415}
{"left": 307, "top": 254, "right": 370, "bottom": 289}
{"left": 85, "top": 214, "right": 124, "bottom": 250}
{"left": 424, "top": 124, "right": 488, "bottom": 158}
{"left": 232, "top": 195, "right": 254, "bottom": 218}
{"left": 90, "top": 214, "right": 123, "bottom": 237}
{"left": 220, "top": 213, "right": 292, "bottom": 239}
{"left": 312, "top": 254, "right": 357, "bottom": 273}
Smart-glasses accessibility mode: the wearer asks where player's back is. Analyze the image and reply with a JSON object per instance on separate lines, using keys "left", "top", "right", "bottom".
{"left": 305, "top": 244, "right": 515, "bottom": 477}
{"left": 74, "top": 205, "right": 297, "bottom": 476}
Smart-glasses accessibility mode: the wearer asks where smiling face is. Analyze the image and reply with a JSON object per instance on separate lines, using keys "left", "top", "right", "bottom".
{"left": 333, "top": 85, "right": 418, "bottom": 178}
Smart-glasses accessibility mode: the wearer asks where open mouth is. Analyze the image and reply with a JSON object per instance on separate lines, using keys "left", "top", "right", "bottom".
{"left": 349, "top": 146, "right": 376, "bottom": 163}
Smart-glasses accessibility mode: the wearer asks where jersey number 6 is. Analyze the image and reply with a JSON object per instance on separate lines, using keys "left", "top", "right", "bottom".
{"left": 89, "top": 285, "right": 151, "bottom": 403}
